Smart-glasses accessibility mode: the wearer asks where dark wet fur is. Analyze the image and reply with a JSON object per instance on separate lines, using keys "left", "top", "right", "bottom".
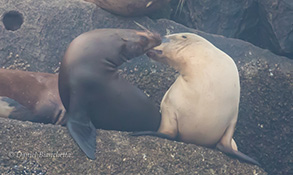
{"left": 59, "top": 29, "right": 162, "bottom": 159}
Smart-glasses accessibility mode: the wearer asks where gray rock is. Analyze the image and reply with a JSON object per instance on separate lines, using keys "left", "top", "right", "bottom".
{"left": 169, "top": 0, "right": 293, "bottom": 58}
{"left": 257, "top": 0, "right": 293, "bottom": 58}
{"left": 0, "top": 0, "right": 94, "bottom": 72}
{"left": 170, "top": 0, "right": 255, "bottom": 38}
{"left": 0, "top": 0, "right": 292, "bottom": 174}
{"left": 0, "top": 118, "right": 266, "bottom": 175}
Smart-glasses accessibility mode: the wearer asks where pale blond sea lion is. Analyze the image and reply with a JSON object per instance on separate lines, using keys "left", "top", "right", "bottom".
{"left": 133, "top": 33, "right": 260, "bottom": 166}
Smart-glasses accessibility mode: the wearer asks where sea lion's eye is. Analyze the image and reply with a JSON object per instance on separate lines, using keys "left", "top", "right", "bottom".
{"left": 140, "top": 36, "right": 148, "bottom": 43}
{"left": 182, "top": 35, "right": 187, "bottom": 39}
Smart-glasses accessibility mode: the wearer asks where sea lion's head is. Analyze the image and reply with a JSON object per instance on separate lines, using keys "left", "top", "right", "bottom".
{"left": 146, "top": 33, "right": 205, "bottom": 69}
{"left": 64, "top": 29, "right": 161, "bottom": 67}
{"left": 118, "top": 29, "right": 161, "bottom": 60}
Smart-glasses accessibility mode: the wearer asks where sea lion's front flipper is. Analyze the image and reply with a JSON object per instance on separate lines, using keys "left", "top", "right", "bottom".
{"left": 131, "top": 131, "right": 176, "bottom": 140}
{"left": 0, "top": 96, "right": 34, "bottom": 121}
{"left": 66, "top": 112, "right": 96, "bottom": 160}
{"left": 131, "top": 105, "right": 178, "bottom": 141}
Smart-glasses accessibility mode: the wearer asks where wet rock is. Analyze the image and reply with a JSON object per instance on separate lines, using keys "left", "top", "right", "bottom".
{"left": 0, "top": 0, "right": 292, "bottom": 174}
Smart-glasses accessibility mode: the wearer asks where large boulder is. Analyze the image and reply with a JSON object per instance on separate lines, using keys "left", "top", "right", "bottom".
{"left": 257, "top": 0, "right": 293, "bottom": 58}
{"left": 169, "top": 0, "right": 293, "bottom": 58}
{"left": 0, "top": 0, "right": 292, "bottom": 174}
{"left": 170, "top": 0, "right": 256, "bottom": 38}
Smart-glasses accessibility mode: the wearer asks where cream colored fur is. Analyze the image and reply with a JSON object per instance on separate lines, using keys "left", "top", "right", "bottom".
{"left": 152, "top": 33, "right": 240, "bottom": 150}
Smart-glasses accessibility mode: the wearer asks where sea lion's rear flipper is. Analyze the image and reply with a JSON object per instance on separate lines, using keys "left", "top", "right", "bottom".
{"left": 216, "top": 118, "right": 260, "bottom": 166}
{"left": 216, "top": 143, "right": 260, "bottom": 166}
{"left": 0, "top": 96, "right": 34, "bottom": 121}
{"left": 131, "top": 131, "right": 176, "bottom": 140}
{"left": 66, "top": 112, "right": 96, "bottom": 160}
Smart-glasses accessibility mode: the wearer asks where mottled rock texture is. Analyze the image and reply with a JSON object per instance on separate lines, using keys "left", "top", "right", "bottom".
{"left": 0, "top": 118, "right": 266, "bottom": 174}
{"left": 0, "top": 0, "right": 292, "bottom": 174}
{"left": 170, "top": 0, "right": 293, "bottom": 58}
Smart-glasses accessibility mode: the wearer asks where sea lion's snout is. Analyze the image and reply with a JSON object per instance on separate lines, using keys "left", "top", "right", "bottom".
{"left": 162, "top": 36, "right": 170, "bottom": 43}
{"left": 136, "top": 31, "right": 161, "bottom": 51}
{"left": 146, "top": 35, "right": 169, "bottom": 59}
{"left": 121, "top": 30, "right": 162, "bottom": 59}
{"left": 146, "top": 49, "right": 162, "bottom": 58}
{"left": 116, "top": 30, "right": 159, "bottom": 61}
{"left": 146, "top": 47, "right": 168, "bottom": 65}
{"left": 151, "top": 32, "right": 162, "bottom": 46}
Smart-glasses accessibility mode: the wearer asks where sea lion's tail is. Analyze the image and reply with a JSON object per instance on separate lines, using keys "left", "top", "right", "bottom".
{"left": 131, "top": 131, "right": 176, "bottom": 140}
{"left": 66, "top": 113, "right": 96, "bottom": 160}
{"left": 216, "top": 143, "right": 261, "bottom": 166}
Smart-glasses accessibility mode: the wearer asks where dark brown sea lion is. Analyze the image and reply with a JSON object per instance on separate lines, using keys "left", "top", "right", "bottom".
{"left": 58, "top": 29, "right": 162, "bottom": 159}
{"left": 84, "top": 0, "right": 171, "bottom": 17}
{"left": 0, "top": 69, "right": 66, "bottom": 125}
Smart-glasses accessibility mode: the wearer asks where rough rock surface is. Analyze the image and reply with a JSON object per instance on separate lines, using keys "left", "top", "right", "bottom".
{"left": 170, "top": 0, "right": 293, "bottom": 58}
{"left": 170, "top": 0, "right": 256, "bottom": 38}
{"left": 84, "top": 0, "right": 171, "bottom": 17}
{"left": 257, "top": 0, "right": 293, "bottom": 58}
{"left": 0, "top": 0, "right": 292, "bottom": 174}
{"left": 0, "top": 118, "right": 266, "bottom": 174}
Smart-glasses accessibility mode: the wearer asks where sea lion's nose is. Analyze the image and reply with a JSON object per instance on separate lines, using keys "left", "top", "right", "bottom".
{"left": 162, "top": 36, "right": 170, "bottom": 43}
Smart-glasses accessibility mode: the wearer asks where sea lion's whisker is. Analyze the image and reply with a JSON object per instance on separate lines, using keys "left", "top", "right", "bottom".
{"left": 133, "top": 21, "right": 152, "bottom": 34}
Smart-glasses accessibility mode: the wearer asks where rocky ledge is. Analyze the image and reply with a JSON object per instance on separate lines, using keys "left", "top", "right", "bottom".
{"left": 0, "top": 118, "right": 266, "bottom": 175}
{"left": 0, "top": 0, "right": 292, "bottom": 174}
